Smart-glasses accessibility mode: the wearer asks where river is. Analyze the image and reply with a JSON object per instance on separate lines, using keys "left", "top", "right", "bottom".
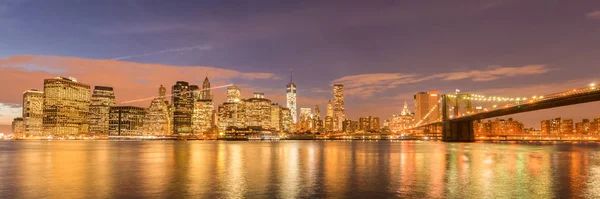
{"left": 0, "top": 140, "right": 599, "bottom": 198}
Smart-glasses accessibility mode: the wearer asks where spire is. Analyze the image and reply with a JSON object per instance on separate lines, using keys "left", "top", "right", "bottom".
{"left": 401, "top": 101, "right": 410, "bottom": 115}
{"left": 290, "top": 68, "right": 293, "bottom": 83}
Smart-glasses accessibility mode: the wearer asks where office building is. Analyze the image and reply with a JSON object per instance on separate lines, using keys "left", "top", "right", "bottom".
{"left": 43, "top": 77, "right": 91, "bottom": 136}
{"left": 414, "top": 90, "right": 440, "bottom": 125}
{"left": 22, "top": 89, "right": 44, "bottom": 136}
{"left": 89, "top": 86, "right": 115, "bottom": 134}
{"left": 109, "top": 106, "right": 146, "bottom": 136}
{"left": 172, "top": 81, "right": 195, "bottom": 135}
{"left": 245, "top": 92, "right": 272, "bottom": 128}
{"left": 333, "top": 84, "right": 345, "bottom": 131}
{"left": 12, "top": 117, "right": 25, "bottom": 137}
{"left": 144, "top": 85, "right": 172, "bottom": 135}
{"left": 286, "top": 75, "right": 297, "bottom": 123}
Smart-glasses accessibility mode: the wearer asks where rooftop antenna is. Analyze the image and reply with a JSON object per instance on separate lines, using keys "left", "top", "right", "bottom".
{"left": 290, "top": 68, "right": 293, "bottom": 83}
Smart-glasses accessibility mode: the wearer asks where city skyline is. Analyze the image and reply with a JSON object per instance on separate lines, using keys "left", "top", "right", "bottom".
{"left": 2, "top": 0, "right": 600, "bottom": 132}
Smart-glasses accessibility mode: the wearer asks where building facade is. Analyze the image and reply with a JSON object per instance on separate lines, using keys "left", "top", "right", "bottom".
{"left": 414, "top": 90, "right": 440, "bottom": 125}
{"left": 22, "top": 89, "right": 44, "bottom": 136}
{"left": 286, "top": 80, "right": 297, "bottom": 123}
{"left": 389, "top": 102, "right": 414, "bottom": 134}
{"left": 109, "top": 106, "right": 146, "bottom": 136}
{"left": 143, "top": 85, "right": 172, "bottom": 136}
{"left": 12, "top": 117, "right": 25, "bottom": 137}
{"left": 172, "top": 81, "right": 195, "bottom": 135}
{"left": 333, "top": 84, "right": 345, "bottom": 131}
{"left": 245, "top": 93, "right": 272, "bottom": 129}
{"left": 88, "top": 86, "right": 115, "bottom": 134}
{"left": 43, "top": 77, "right": 91, "bottom": 136}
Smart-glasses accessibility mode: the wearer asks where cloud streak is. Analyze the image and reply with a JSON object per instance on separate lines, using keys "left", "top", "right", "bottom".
{"left": 112, "top": 45, "right": 212, "bottom": 60}
{"left": 586, "top": 10, "right": 600, "bottom": 20}
{"left": 330, "top": 65, "right": 550, "bottom": 97}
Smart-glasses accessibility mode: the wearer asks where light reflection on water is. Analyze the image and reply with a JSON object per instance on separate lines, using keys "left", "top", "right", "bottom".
{"left": 0, "top": 140, "right": 599, "bottom": 198}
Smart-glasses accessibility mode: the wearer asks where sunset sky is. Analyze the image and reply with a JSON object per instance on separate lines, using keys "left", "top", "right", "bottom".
{"left": 1, "top": 0, "right": 600, "bottom": 133}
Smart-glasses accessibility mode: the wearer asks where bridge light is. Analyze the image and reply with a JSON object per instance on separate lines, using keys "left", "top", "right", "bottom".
{"left": 590, "top": 83, "right": 596, "bottom": 87}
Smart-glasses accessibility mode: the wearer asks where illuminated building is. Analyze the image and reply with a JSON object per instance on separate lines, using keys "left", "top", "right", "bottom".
{"left": 541, "top": 120, "right": 551, "bottom": 135}
{"left": 143, "top": 85, "right": 172, "bottom": 135}
{"left": 286, "top": 75, "right": 297, "bottom": 123}
{"left": 342, "top": 119, "right": 359, "bottom": 133}
{"left": 389, "top": 102, "right": 414, "bottom": 133}
{"left": 324, "top": 116, "right": 333, "bottom": 132}
{"left": 89, "top": 86, "right": 115, "bottom": 134}
{"left": 271, "top": 103, "right": 282, "bottom": 131}
{"left": 575, "top": 119, "right": 594, "bottom": 134}
{"left": 333, "top": 84, "right": 345, "bottom": 131}
{"left": 359, "top": 117, "right": 371, "bottom": 131}
{"left": 490, "top": 118, "right": 524, "bottom": 135}
{"left": 371, "top": 117, "right": 380, "bottom": 132}
{"left": 192, "top": 99, "right": 214, "bottom": 135}
{"left": 43, "top": 77, "right": 91, "bottom": 136}
{"left": 227, "top": 85, "right": 241, "bottom": 103}
{"left": 218, "top": 86, "right": 245, "bottom": 131}
{"left": 109, "top": 106, "right": 146, "bottom": 136}
{"left": 595, "top": 117, "right": 600, "bottom": 134}
{"left": 12, "top": 117, "right": 25, "bottom": 137}
{"left": 245, "top": 93, "right": 272, "bottom": 129}
{"left": 324, "top": 100, "right": 334, "bottom": 132}
{"left": 22, "top": 89, "right": 44, "bottom": 136}
{"left": 281, "top": 107, "right": 292, "bottom": 132}
{"left": 191, "top": 77, "right": 215, "bottom": 135}
{"left": 312, "top": 105, "right": 323, "bottom": 132}
{"left": 473, "top": 120, "right": 491, "bottom": 136}
{"left": 172, "top": 81, "right": 196, "bottom": 135}
{"left": 561, "top": 119, "right": 574, "bottom": 134}
{"left": 414, "top": 90, "right": 440, "bottom": 125}
{"left": 299, "top": 108, "right": 312, "bottom": 132}
{"left": 200, "top": 77, "right": 212, "bottom": 100}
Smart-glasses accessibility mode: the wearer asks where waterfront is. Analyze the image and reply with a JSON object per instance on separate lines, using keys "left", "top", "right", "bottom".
{"left": 0, "top": 141, "right": 599, "bottom": 198}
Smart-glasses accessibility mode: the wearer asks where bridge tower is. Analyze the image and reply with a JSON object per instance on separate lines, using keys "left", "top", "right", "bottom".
{"left": 442, "top": 94, "right": 475, "bottom": 142}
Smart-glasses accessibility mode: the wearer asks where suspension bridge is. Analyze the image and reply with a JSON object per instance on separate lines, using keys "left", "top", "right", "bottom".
{"left": 410, "top": 83, "right": 600, "bottom": 142}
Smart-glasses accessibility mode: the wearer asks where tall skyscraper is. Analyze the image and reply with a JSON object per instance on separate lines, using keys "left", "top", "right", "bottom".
{"left": 200, "top": 77, "right": 211, "bottom": 100}
{"left": 192, "top": 77, "right": 215, "bottom": 135}
{"left": 324, "top": 100, "right": 333, "bottom": 132}
{"left": 219, "top": 86, "right": 245, "bottom": 131}
{"left": 286, "top": 71, "right": 297, "bottom": 123}
{"left": 43, "top": 77, "right": 91, "bottom": 136}
{"left": 89, "top": 86, "right": 115, "bottom": 134}
{"left": 22, "top": 89, "right": 44, "bottom": 136}
{"left": 281, "top": 108, "right": 292, "bottom": 132}
{"left": 271, "top": 103, "right": 282, "bottom": 131}
{"left": 172, "top": 81, "right": 195, "bottom": 135}
{"left": 389, "top": 102, "right": 414, "bottom": 133}
{"left": 144, "top": 85, "right": 171, "bottom": 135}
{"left": 414, "top": 90, "right": 440, "bottom": 125}
{"left": 333, "top": 84, "right": 345, "bottom": 131}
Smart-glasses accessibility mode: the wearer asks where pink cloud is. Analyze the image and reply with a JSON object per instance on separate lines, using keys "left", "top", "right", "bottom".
{"left": 0, "top": 55, "right": 279, "bottom": 111}
{"left": 586, "top": 10, "right": 600, "bottom": 20}
{"left": 329, "top": 65, "right": 550, "bottom": 97}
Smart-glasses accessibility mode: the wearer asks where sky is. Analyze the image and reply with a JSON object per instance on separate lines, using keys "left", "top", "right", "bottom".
{"left": 1, "top": 0, "right": 600, "bottom": 133}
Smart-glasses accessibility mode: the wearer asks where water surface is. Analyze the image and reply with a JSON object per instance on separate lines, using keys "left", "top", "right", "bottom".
{"left": 0, "top": 140, "right": 599, "bottom": 198}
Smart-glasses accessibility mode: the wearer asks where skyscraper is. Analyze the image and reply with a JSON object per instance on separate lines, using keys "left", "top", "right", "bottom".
{"left": 200, "top": 77, "right": 211, "bottom": 100}
{"left": 172, "top": 81, "right": 195, "bottom": 135}
{"left": 144, "top": 85, "right": 171, "bottom": 135}
{"left": 299, "top": 108, "right": 312, "bottom": 131}
{"left": 89, "top": 86, "right": 115, "bottom": 134}
{"left": 227, "top": 85, "right": 241, "bottom": 103}
{"left": 286, "top": 72, "right": 297, "bottom": 123}
{"left": 43, "top": 77, "right": 91, "bottom": 136}
{"left": 312, "top": 105, "right": 323, "bottom": 132}
{"left": 324, "top": 100, "right": 333, "bottom": 132}
{"left": 192, "top": 77, "right": 215, "bottom": 135}
{"left": 271, "top": 103, "right": 282, "bottom": 131}
{"left": 109, "top": 106, "right": 146, "bottom": 136}
{"left": 245, "top": 93, "right": 272, "bottom": 128}
{"left": 22, "top": 89, "right": 44, "bottom": 136}
{"left": 281, "top": 108, "right": 292, "bottom": 132}
{"left": 12, "top": 117, "right": 25, "bottom": 137}
{"left": 414, "top": 90, "right": 440, "bottom": 125}
{"left": 333, "top": 84, "right": 345, "bottom": 131}
{"left": 389, "top": 102, "right": 414, "bottom": 133}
